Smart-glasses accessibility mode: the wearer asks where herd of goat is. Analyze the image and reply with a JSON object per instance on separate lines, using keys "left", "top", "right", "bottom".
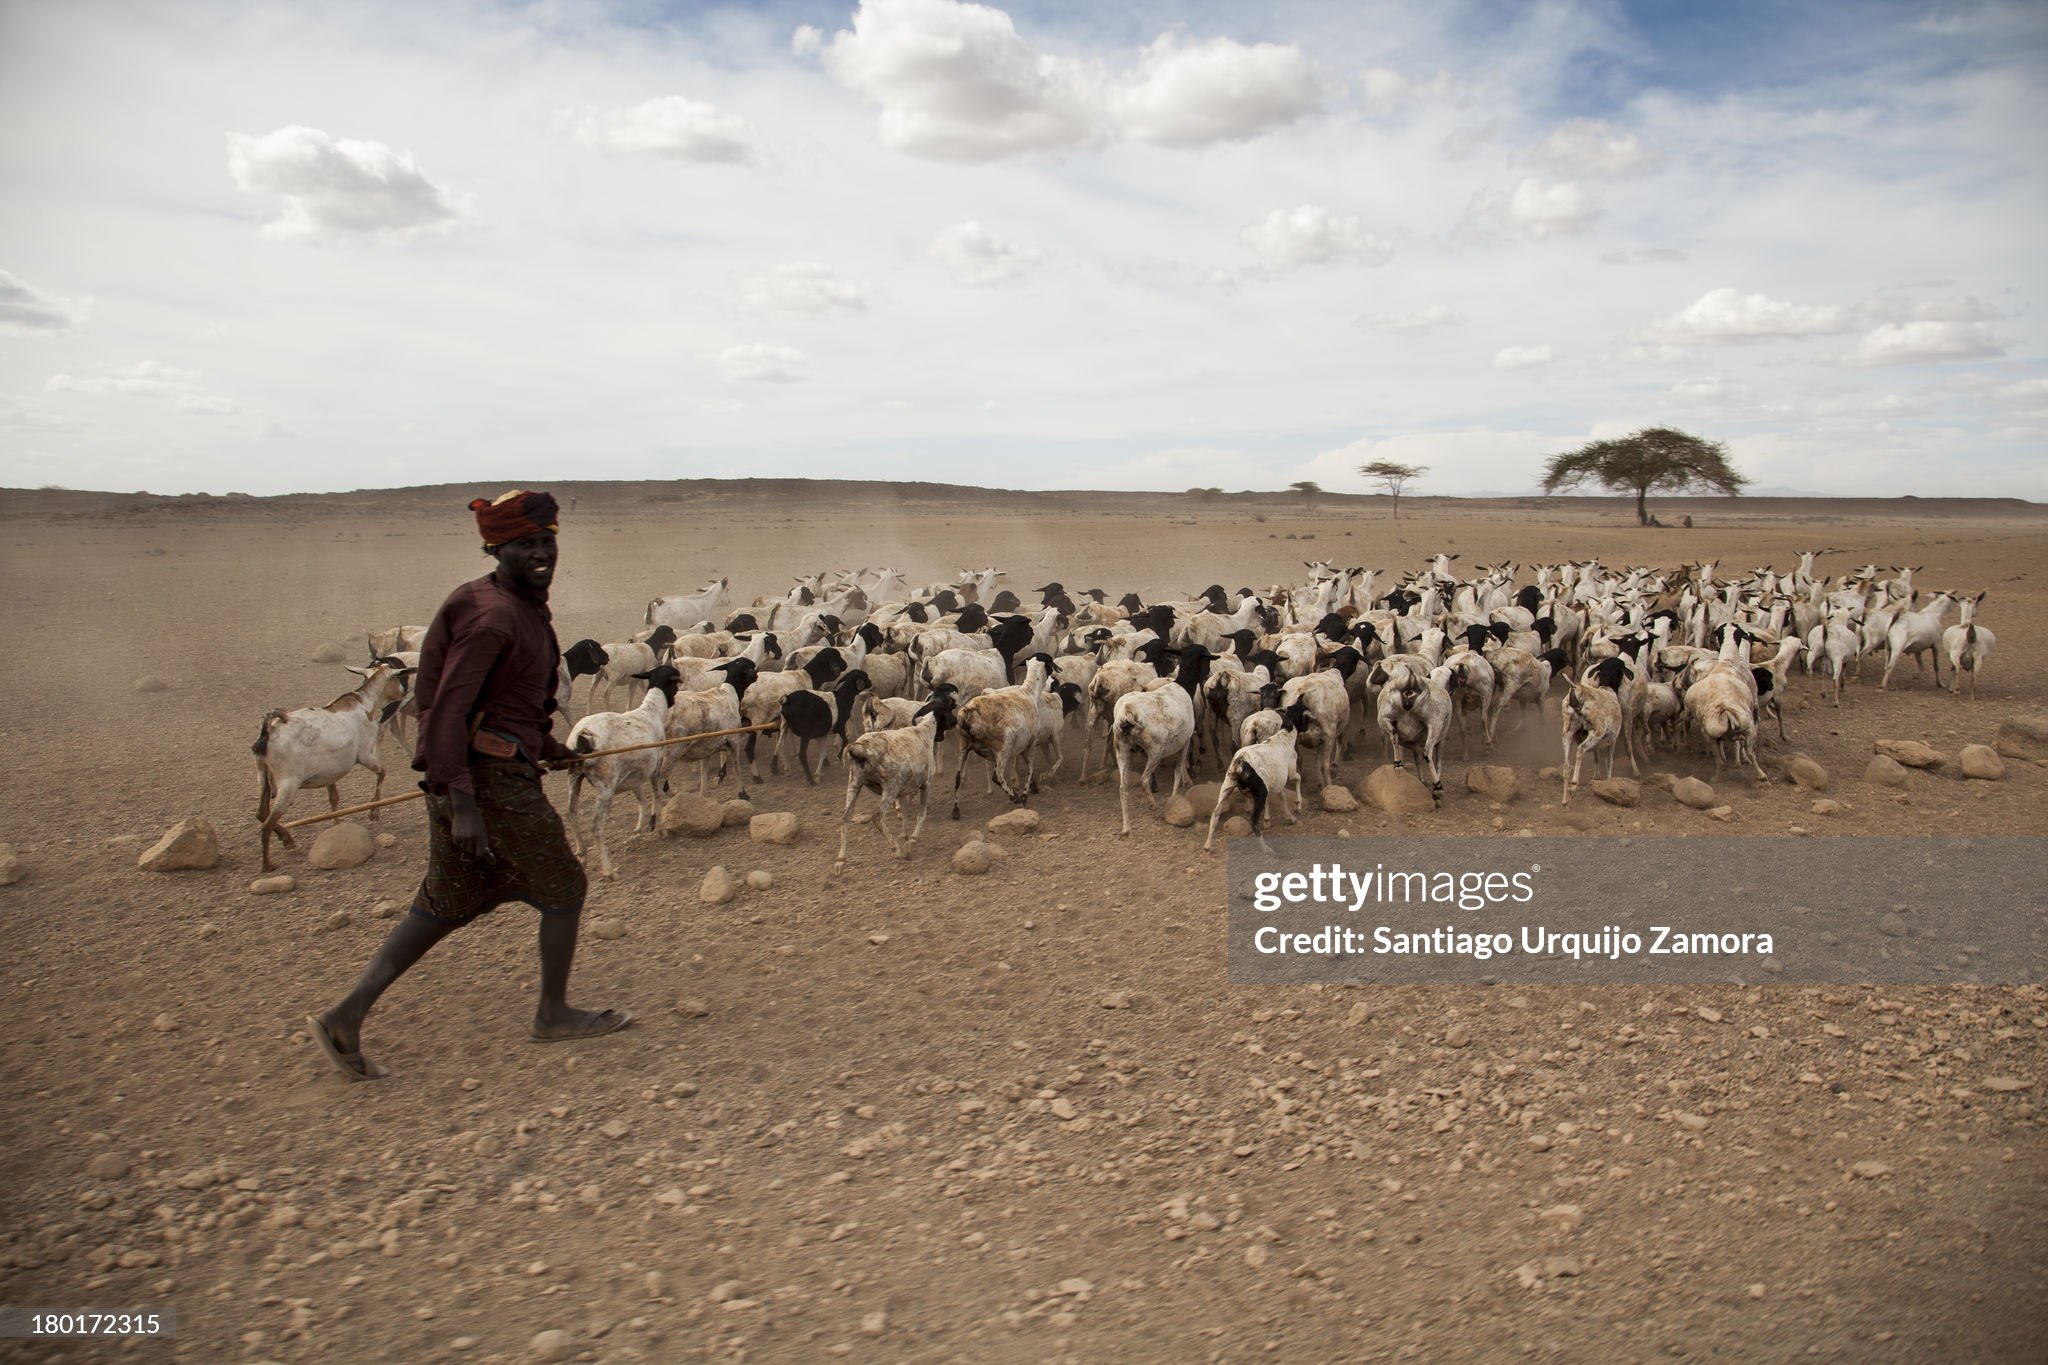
{"left": 248, "top": 554, "right": 1998, "bottom": 873}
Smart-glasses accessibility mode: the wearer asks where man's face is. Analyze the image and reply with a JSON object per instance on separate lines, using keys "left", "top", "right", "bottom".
{"left": 492, "top": 530, "right": 558, "bottom": 592}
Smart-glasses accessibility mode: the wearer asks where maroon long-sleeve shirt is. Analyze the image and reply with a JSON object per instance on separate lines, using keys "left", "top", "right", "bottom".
{"left": 411, "top": 572, "right": 564, "bottom": 796}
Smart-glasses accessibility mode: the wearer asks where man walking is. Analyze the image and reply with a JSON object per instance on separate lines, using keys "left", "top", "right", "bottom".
{"left": 309, "top": 489, "right": 629, "bottom": 1080}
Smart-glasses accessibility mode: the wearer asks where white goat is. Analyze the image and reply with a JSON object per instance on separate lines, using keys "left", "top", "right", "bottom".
{"left": 645, "top": 578, "right": 731, "bottom": 633}
{"left": 1278, "top": 668, "right": 1351, "bottom": 793}
{"left": 950, "top": 656, "right": 1063, "bottom": 817}
{"left": 1373, "top": 659, "right": 1454, "bottom": 806}
{"left": 564, "top": 667, "right": 681, "bottom": 880}
{"left": 252, "top": 662, "right": 410, "bottom": 872}
{"left": 1683, "top": 632, "right": 1767, "bottom": 781}
{"left": 835, "top": 696, "right": 959, "bottom": 867}
{"left": 1113, "top": 678, "right": 1198, "bottom": 835}
{"left": 1559, "top": 676, "right": 1624, "bottom": 806}
{"left": 1202, "top": 724, "right": 1302, "bottom": 854}
{"left": 1880, "top": 591, "right": 1955, "bottom": 690}
{"left": 1942, "top": 592, "right": 1994, "bottom": 699}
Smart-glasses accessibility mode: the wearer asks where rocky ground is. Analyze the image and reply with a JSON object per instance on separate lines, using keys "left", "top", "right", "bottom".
{"left": 0, "top": 482, "right": 2043, "bottom": 1363}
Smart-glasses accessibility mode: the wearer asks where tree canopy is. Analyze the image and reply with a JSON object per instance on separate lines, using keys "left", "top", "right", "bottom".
{"left": 1539, "top": 427, "right": 1747, "bottom": 526}
{"left": 1357, "top": 460, "right": 1427, "bottom": 518}
{"left": 1289, "top": 480, "right": 1322, "bottom": 510}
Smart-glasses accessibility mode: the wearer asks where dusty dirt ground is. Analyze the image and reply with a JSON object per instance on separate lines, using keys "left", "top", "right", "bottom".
{"left": 0, "top": 481, "right": 2044, "bottom": 1364}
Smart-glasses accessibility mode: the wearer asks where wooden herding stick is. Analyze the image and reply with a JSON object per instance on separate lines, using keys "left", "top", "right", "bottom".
{"left": 276, "top": 720, "right": 782, "bottom": 830}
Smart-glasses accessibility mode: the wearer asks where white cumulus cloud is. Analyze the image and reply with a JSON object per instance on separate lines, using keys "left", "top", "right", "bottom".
{"left": 45, "top": 361, "right": 199, "bottom": 397}
{"left": 0, "top": 268, "right": 86, "bottom": 333}
{"left": 1492, "top": 345, "right": 1555, "bottom": 370}
{"left": 1109, "top": 35, "right": 1317, "bottom": 146}
{"left": 717, "top": 343, "right": 810, "bottom": 383}
{"left": 176, "top": 394, "right": 241, "bottom": 415}
{"left": 1461, "top": 177, "right": 1596, "bottom": 240}
{"left": 809, "top": 0, "right": 1103, "bottom": 161}
{"left": 741, "top": 263, "right": 870, "bottom": 314}
{"left": 1240, "top": 205, "right": 1391, "bottom": 270}
{"left": 927, "top": 220, "right": 1043, "bottom": 285}
{"left": 227, "top": 125, "right": 468, "bottom": 241}
{"left": 1358, "top": 66, "right": 1455, "bottom": 117}
{"left": 1844, "top": 320, "right": 2004, "bottom": 366}
{"left": 1644, "top": 287, "right": 1854, "bottom": 343}
{"left": 1664, "top": 376, "right": 1750, "bottom": 408}
{"left": 1533, "top": 118, "right": 1655, "bottom": 176}
{"left": 1360, "top": 305, "right": 1465, "bottom": 334}
{"left": 556, "top": 96, "right": 759, "bottom": 163}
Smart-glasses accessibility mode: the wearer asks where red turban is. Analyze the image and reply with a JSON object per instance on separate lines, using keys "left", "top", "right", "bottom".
{"left": 469, "top": 489, "right": 560, "bottom": 547}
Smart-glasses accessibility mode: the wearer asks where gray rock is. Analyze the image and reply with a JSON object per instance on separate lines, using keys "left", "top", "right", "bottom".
{"left": 720, "top": 798, "right": 755, "bottom": 828}
{"left": 139, "top": 818, "right": 221, "bottom": 871}
{"left": 1863, "top": 755, "right": 1911, "bottom": 788}
{"left": 985, "top": 808, "right": 1041, "bottom": 836}
{"left": 1785, "top": 755, "right": 1830, "bottom": 791}
{"left": 1222, "top": 815, "right": 1254, "bottom": 838}
{"left": 307, "top": 822, "right": 375, "bottom": 870}
{"left": 1959, "top": 744, "right": 2006, "bottom": 781}
{"left": 249, "top": 874, "right": 294, "bottom": 895}
{"left": 1994, "top": 713, "right": 2048, "bottom": 761}
{"left": 658, "top": 793, "right": 724, "bottom": 838}
{"left": 85, "top": 1152, "right": 131, "bottom": 1180}
{"left": 531, "top": 1329, "right": 575, "bottom": 1362}
{"left": 133, "top": 675, "right": 172, "bottom": 693}
{"left": 749, "top": 812, "right": 800, "bottom": 845}
{"left": 744, "top": 869, "right": 774, "bottom": 890}
{"left": 1183, "top": 782, "right": 1243, "bottom": 816}
{"left": 952, "top": 842, "right": 992, "bottom": 876}
{"left": 1810, "top": 799, "right": 1843, "bottom": 816}
{"left": 0, "top": 843, "right": 23, "bottom": 886}
{"left": 309, "top": 642, "right": 349, "bottom": 664}
{"left": 1465, "top": 765, "right": 1519, "bottom": 802}
{"left": 1671, "top": 777, "right": 1716, "bottom": 810}
{"left": 1875, "top": 739, "right": 1946, "bottom": 769}
{"left": 1320, "top": 784, "right": 1360, "bottom": 813}
{"left": 588, "top": 918, "right": 627, "bottom": 940}
{"left": 1589, "top": 778, "right": 1640, "bottom": 807}
{"left": 1360, "top": 765, "right": 1433, "bottom": 815}
{"left": 699, "top": 866, "right": 736, "bottom": 905}
{"left": 1878, "top": 912, "right": 1908, "bottom": 938}
{"left": 1161, "top": 796, "right": 1196, "bottom": 828}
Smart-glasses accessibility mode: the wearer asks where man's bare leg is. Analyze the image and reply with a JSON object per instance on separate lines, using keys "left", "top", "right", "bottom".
{"left": 531, "top": 909, "right": 631, "bottom": 1040}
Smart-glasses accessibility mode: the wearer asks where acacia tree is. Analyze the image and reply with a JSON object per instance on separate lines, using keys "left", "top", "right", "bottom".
{"left": 1540, "top": 427, "right": 1748, "bottom": 526}
{"left": 1357, "top": 460, "right": 1427, "bottom": 519}
{"left": 1289, "top": 480, "right": 1322, "bottom": 511}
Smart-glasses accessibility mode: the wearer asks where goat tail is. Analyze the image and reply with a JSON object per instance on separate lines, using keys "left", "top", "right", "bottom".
{"left": 644, "top": 598, "right": 660, "bottom": 627}
{"left": 1699, "top": 703, "right": 1734, "bottom": 741}
{"left": 250, "top": 708, "right": 288, "bottom": 757}
{"left": 1235, "top": 759, "right": 1268, "bottom": 834}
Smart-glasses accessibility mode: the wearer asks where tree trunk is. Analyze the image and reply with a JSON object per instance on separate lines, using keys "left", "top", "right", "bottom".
{"left": 1391, "top": 492, "right": 1400, "bottom": 520}
{"left": 1634, "top": 486, "right": 1648, "bottom": 526}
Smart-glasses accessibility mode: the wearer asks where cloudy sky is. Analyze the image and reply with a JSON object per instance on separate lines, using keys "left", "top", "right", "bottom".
{"left": 2, "top": 0, "right": 2044, "bottom": 498}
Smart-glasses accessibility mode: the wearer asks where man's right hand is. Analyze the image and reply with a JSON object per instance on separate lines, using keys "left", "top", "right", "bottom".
{"left": 449, "top": 789, "right": 492, "bottom": 862}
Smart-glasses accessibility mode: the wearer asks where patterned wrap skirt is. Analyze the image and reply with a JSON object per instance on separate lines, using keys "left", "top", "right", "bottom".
{"left": 411, "top": 760, "right": 588, "bottom": 926}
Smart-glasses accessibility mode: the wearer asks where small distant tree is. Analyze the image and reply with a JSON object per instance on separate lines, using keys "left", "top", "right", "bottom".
{"left": 1186, "top": 486, "right": 1224, "bottom": 501}
{"left": 1357, "top": 460, "right": 1428, "bottom": 519}
{"left": 1289, "top": 480, "right": 1322, "bottom": 511}
{"left": 1539, "top": 426, "right": 1748, "bottom": 526}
